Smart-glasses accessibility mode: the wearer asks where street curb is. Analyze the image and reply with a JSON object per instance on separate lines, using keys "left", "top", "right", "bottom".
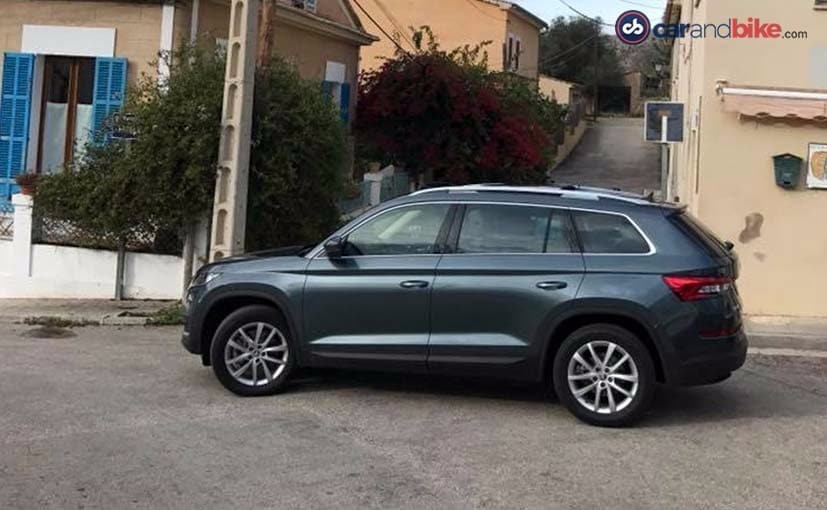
{"left": 2, "top": 315, "right": 153, "bottom": 327}
{"left": 748, "top": 347, "right": 827, "bottom": 358}
{"left": 100, "top": 315, "right": 150, "bottom": 326}
{"left": 746, "top": 333, "right": 827, "bottom": 353}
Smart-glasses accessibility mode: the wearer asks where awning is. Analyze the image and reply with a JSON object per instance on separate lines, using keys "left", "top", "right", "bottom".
{"left": 716, "top": 82, "right": 827, "bottom": 122}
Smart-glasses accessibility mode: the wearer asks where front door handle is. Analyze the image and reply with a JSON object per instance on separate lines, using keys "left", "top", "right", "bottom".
{"left": 537, "top": 281, "right": 568, "bottom": 291}
{"left": 400, "top": 280, "right": 429, "bottom": 289}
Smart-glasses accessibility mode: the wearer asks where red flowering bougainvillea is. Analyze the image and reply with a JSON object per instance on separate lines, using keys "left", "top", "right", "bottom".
{"left": 356, "top": 29, "right": 565, "bottom": 185}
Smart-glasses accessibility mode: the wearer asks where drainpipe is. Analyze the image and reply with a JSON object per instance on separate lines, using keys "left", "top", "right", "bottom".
{"left": 190, "top": 0, "right": 201, "bottom": 43}
{"left": 159, "top": 1, "right": 176, "bottom": 79}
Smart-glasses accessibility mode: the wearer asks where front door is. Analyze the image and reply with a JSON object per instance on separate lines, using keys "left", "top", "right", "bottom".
{"left": 303, "top": 202, "right": 453, "bottom": 371}
{"left": 428, "top": 203, "right": 585, "bottom": 380}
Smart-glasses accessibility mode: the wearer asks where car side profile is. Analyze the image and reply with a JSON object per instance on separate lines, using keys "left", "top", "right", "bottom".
{"left": 181, "top": 185, "right": 747, "bottom": 426}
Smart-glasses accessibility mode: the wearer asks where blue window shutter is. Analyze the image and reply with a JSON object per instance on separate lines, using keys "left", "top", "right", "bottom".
{"left": 321, "top": 80, "right": 335, "bottom": 100}
{"left": 340, "top": 82, "right": 351, "bottom": 125}
{"left": 0, "top": 52, "right": 34, "bottom": 200}
{"left": 92, "top": 57, "right": 128, "bottom": 141}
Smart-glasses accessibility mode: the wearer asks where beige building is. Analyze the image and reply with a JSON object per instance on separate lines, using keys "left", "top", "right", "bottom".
{"left": 665, "top": 0, "right": 827, "bottom": 317}
{"left": 354, "top": 0, "right": 546, "bottom": 79}
{"left": 539, "top": 75, "right": 578, "bottom": 105}
{"left": 0, "top": 0, "right": 375, "bottom": 201}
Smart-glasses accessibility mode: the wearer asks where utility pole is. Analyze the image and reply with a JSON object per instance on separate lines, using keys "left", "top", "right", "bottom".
{"left": 257, "top": 0, "right": 276, "bottom": 68}
{"left": 660, "top": 115, "right": 669, "bottom": 200}
{"left": 209, "top": 0, "right": 259, "bottom": 261}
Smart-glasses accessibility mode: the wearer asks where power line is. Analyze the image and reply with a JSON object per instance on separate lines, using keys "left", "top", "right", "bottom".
{"left": 351, "top": 0, "right": 412, "bottom": 55}
{"left": 371, "top": 0, "right": 417, "bottom": 51}
{"left": 462, "top": 0, "right": 505, "bottom": 21}
{"left": 537, "top": 33, "right": 599, "bottom": 67}
{"left": 545, "top": 50, "right": 586, "bottom": 71}
{"left": 619, "top": 0, "right": 666, "bottom": 9}
{"left": 555, "top": 0, "right": 612, "bottom": 26}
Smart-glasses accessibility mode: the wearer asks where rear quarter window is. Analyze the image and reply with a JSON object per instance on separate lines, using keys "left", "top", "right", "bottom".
{"left": 669, "top": 212, "right": 729, "bottom": 258}
{"left": 572, "top": 211, "right": 650, "bottom": 254}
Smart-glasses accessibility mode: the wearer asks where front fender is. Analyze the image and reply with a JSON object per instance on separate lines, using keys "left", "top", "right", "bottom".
{"left": 189, "top": 274, "right": 306, "bottom": 363}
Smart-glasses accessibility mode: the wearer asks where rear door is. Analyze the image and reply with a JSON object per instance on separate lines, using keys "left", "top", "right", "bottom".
{"left": 428, "top": 203, "right": 585, "bottom": 380}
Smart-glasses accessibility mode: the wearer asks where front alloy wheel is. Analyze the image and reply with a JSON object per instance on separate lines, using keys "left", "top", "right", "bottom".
{"left": 211, "top": 305, "right": 295, "bottom": 396}
{"left": 224, "top": 322, "right": 289, "bottom": 387}
{"left": 554, "top": 324, "right": 655, "bottom": 427}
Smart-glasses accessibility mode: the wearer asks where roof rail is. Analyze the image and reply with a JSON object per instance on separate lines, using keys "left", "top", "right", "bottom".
{"left": 410, "top": 184, "right": 655, "bottom": 206}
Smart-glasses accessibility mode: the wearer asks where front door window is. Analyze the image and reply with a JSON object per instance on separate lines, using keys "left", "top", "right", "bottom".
{"left": 344, "top": 204, "right": 450, "bottom": 256}
{"left": 38, "top": 56, "right": 95, "bottom": 173}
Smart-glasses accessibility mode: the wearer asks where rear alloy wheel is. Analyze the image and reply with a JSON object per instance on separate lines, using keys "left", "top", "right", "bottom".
{"left": 211, "top": 305, "right": 295, "bottom": 396}
{"left": 553, "top": 324, "right": 655, "bottom": 427}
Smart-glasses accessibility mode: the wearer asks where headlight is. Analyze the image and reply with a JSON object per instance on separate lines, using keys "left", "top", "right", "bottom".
{"left": 190, "top": 270, "right": 221, "bottom": 287}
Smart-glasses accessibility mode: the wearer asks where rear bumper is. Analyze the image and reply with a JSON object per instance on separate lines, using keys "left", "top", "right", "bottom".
{"left": 665, "top": 329, "right": 748, "bottom": 386}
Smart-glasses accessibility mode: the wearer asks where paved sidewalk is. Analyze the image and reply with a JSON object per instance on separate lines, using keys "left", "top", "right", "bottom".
{"left": 0, "top": 299, "right": 177, "bottom": 326}
{"left": 745, "top": 315, "right": 827, "bottom": 352}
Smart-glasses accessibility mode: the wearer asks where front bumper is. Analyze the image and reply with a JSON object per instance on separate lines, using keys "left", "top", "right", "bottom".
{"left": 666, "top": 329, "right": 748, "bottom": 386}
{"left": 180, "top": 285, "right": 205, "bottom": 356}
{"left": 181, "top": 330, "right": 200, "bottom": 354}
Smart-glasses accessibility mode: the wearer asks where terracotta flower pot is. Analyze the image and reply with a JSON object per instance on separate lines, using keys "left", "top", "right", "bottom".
{"left": 14, "top": 172, "right": 39, "bottom": 196}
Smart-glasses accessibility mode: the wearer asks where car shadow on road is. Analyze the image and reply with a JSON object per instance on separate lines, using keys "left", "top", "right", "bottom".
{"left": 643, "top": 374, "right": 827, "bottom": 427}
{"left": 291, "top": 368, "right": 551, "bottom": 405}
{"left": 288, "top": 367, "right": 827, "bottom": 426}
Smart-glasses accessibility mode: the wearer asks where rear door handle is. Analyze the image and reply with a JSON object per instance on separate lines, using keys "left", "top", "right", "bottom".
{"left": 536, "top": 281, "right": 568, "bottom": 291}
{"left": 400, "top": 280, "right": 429, "bottom": 289}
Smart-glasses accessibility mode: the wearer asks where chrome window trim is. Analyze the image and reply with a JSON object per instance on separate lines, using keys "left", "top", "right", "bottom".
{"left": 308, "top": 200, "right": 656, "bottom": 259}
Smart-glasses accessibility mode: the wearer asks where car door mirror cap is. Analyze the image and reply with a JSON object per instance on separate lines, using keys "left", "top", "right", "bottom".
{"left": 324, "top": 236, "right": 346, "bottom": 259}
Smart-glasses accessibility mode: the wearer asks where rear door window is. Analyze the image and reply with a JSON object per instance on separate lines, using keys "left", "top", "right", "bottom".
{"left": 572, "top": 211, "right": 650, "bottom": 254}
{"left": 456, "top": 204, "right": 576, "bottom": 254}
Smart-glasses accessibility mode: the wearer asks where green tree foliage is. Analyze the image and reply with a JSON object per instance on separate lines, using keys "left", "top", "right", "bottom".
{"left": 246, "top": 61, "right": 346, "bottom": 251}
{"left": 36, "top": 42, "right": 345, "bottom": 252}
{"left": 615, "top": 38, "right": 672, "bottom": 96}
{"left": 539, "top": 16, "right": 625, "bottom": 88}
{"left": 356, "top": 28, "right": 565, "bottom": 185}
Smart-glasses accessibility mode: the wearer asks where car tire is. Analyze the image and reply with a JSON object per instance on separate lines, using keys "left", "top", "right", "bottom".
{"left": 553, "top": 324, "right": 656, "bottom": 427}
{"left": 210, "top": 305, "right": 296, "bottom": 397}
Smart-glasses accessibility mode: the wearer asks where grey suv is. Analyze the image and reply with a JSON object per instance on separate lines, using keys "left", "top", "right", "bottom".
{"left": 182, "top": 185, "right": 747, "bottom": 426}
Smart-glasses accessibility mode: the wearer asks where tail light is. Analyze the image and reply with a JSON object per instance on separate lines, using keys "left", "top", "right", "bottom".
{"left": 663, "top": 275, "right": 732, "bottom": 301}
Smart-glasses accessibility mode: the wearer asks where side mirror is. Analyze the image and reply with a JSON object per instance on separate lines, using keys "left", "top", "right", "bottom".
{"left": 324, "top": 236, "right": 346, "bottom": 259}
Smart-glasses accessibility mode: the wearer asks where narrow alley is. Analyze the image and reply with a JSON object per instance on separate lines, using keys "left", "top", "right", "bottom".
{"left": 551, "top": 117, "right": 661, "bottom": 194}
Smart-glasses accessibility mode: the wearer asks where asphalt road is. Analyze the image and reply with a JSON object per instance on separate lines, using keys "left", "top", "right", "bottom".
{"left": 551, "top": 117, "right": 661, "bottom": 194}
{"left": 1, "top": 324, "right": 825, "bottom": 510}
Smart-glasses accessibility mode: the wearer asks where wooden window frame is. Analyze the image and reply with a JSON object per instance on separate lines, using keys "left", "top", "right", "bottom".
{"left": 36, "top": 56, "right": 92, "bottom": 172}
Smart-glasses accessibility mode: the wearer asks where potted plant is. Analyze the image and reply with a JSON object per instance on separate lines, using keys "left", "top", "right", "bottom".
{"left": 15, "top": 172, "right": 39, "bottom": 196}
